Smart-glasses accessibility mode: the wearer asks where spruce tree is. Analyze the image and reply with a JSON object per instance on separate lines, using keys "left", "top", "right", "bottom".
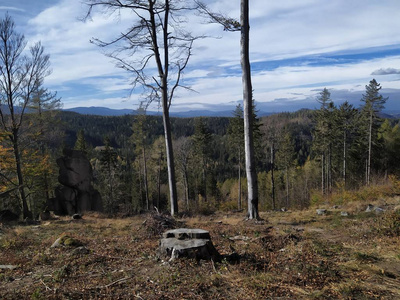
{"left": 360, "top": 79, "right": 387, "bottom": 185}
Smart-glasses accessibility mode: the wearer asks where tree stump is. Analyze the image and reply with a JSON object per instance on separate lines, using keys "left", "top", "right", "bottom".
{"left": 158, "top": 228, "right": 220, "bottom": 262}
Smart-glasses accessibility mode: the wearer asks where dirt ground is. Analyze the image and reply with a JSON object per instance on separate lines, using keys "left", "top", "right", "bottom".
{"left": 1, "top": 200, "right": 399, "bottom": 299}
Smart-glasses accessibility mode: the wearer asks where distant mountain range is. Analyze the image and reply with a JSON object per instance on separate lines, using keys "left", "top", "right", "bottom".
{"left": 63, "top": 106, "right": 273, "bottom": 118}
{"left": 63, "top": 106, "right": 400, "bottom": 118}
{"left": 1, "top": 104, "right": 399, "bottom": 118}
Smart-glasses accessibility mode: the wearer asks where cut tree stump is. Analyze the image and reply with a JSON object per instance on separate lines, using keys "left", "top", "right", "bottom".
{"left": 158, "top": 228, "right": 220, "bottom": 262}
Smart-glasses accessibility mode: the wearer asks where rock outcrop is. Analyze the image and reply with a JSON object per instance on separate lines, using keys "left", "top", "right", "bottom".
{"left": 49, "top": 149, "right": 102, "bottom": 215}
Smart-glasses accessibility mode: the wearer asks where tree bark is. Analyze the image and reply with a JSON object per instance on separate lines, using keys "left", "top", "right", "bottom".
{"left": 149, "top": 0, "right": 178, "bottom": 215}
{"left": 241, "top": 0, "right": 259, "bottom": 219}
{"left": 12, "top": 132, "right": 31, "bottom": 219}
{"left": 238, "top": 147, "right": 242, "bottom": 210}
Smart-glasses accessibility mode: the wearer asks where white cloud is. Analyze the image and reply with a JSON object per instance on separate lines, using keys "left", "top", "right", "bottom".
{"left": 13, "top": 0, "right": 400, "bottom": 111}
{"left": 0, "top": 6, "right": 25, "bottom": 12}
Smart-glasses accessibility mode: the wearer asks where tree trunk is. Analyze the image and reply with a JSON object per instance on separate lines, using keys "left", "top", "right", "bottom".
{"left": 202, "top": 157, "right": 207, "bottom": 202}
{"left": 367, "top": 112, "right": 372, "bottom": 185}
{"left": 285, "top": 166, "right": 289, "bottom": 208}
{"left": 270, "top": 144, "right": 276, "bottom": 210}
{"left": 238, "top": 147, "right": 242, "bottom": 210}
{"left": 142, "top": 147, "right": 149, "bottom": 210}
{"left": 241, "top": 0, "right": 259, "bottom": 219}
{"left": 12, "top": 132, "right": 31, "bottom": 219}
{"left": 162, "top": 105, "right": 178, "bottom": 216}
{"left": 184, "top": 169, "right": 189, "bottom": 210}
{"left": 321, "top": 154, "right": 325, "bottom": 195}
{"left": 343, "top": 130, "right": 346, "bottom": 188}
{"left": 157, "top": 149, "right": 162, "bottom": 210}
{"left": 150, "top": 0, "right": 178, "bottom": 216}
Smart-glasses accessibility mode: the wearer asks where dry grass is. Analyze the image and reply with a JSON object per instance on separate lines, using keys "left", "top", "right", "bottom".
{"left": 1, "top": 200, "right": 399, "bottom": 299}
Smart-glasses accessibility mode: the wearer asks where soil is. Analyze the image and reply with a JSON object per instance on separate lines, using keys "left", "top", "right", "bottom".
{"left": 1, "top": 206, "right": 399, "bottom": 299}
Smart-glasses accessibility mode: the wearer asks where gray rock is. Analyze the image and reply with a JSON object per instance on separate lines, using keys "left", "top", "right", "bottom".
{"left": 365, "top": 204, "right": 385, "bottom": 214}
{"left": 340, "top": 211, "right": 349, "bottom": 217}
{"left": 366, "top": 204, "right": 375, "bottom": 212}
{"left": 0, "top": 265, "right": 18, "bottom": 270}
{"left": 316, "top": 209, "right": 327, "bottom": 215}
{"left": 71, "top": 246, "right": 89, "bottom": 255}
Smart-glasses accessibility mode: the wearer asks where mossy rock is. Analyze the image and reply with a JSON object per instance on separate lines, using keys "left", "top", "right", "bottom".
{"left": 51, "top": 235, "right": 83, "bottom": 248}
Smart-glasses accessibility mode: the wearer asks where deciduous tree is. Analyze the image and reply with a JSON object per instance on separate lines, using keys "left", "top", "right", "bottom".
{"left": 0, "top": 15, "right": 52, "bottom": 218}
{"left": 84, "top": 0, "right": 201, "bottom": 216}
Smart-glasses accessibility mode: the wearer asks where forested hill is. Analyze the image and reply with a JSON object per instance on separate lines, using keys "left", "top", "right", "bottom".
{"left": 57, "top": 111, "right": 232, "bottom": 149}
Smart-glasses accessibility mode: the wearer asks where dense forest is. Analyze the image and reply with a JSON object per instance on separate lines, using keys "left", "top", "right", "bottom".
{"left": 1, "top": 80, "right": 400, "bottom": 219}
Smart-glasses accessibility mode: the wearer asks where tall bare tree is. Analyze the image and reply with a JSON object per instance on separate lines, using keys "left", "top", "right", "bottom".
{"left": 196, "top": 0, "right": 259, "bottom": 219}
{"left": 240, "top": 0, "right": 259, "bottom": 219}
{"left": 0, "top": 14, "right": 52, "bottom": 219}
{"left": 85, "top": 0, "right": 201, "bottom": 216}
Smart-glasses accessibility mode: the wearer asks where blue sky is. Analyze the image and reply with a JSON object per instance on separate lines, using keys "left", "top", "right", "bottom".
{"left": 2, "top": 0, "right": 400, "bottom": 112}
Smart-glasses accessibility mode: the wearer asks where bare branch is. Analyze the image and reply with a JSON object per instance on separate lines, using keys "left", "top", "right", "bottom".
{"left": 195, "top": 1, "right": 241, "bottom": 32}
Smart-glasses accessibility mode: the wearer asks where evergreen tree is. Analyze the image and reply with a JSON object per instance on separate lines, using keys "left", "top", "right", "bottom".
{"left": 192, "top": 118, "right": 212, "bottom": 202}
{"left": 335, "top": 101, "right": 358, "bottom": 188}
{"left": 312, "top": 88, "right": 334, "bottom": 194}
{"left": 227, "top": 104, "right": 244, "bottom": 210}
{"left": 131, "top": 108, "right": 150, "bottom": 210}
{"left": 74, "top": 129, "right": 89, "bottom": 155}
{"left": 276, "top": 129, "right": 296, "bottom": 208}
{"left": 378, "top": 120, "right": 400, "bottom": 177}
{"left": 99, "top": 137, "right": 118, "bottom": 214}
{"left": 360, "top": 79, "right": 387, "bottom": 185}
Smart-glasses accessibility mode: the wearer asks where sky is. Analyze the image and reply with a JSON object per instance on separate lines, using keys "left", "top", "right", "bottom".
{"left": 2, "top": 0, "right": 400, "bottom": 113}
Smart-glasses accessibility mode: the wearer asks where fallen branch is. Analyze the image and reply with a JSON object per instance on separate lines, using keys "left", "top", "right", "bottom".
{"left": 99, "top": 276, "right": 131, "bottom": 289}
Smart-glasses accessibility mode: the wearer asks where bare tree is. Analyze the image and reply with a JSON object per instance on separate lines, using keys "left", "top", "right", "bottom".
{"left": 0, "top": 14, "right": 52, "bottom": 219}
{"left": 196, "top": 0, "right": 259, "bottom": 219}
{"left": 84, "top": 0, "right": 201, "bottom": 216}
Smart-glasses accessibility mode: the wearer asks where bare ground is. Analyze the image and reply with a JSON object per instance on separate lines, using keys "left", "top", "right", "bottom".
{"left": 1, "top": 200, "right": 399, "bottom": 299}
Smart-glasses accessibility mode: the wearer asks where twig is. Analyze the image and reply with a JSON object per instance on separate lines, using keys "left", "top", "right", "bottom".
{"left": 40, "top": 279, "right": 52, "bottom": 291}
{"left": 211, "top": 259, "right": 217, "bottom": 273}
{"left": 100, "top": 276, "right": 131, "bottom": 289}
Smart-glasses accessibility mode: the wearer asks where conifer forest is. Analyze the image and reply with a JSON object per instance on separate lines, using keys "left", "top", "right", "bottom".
{"left": 1, "top": 79, "right": 399, "bottom": 218}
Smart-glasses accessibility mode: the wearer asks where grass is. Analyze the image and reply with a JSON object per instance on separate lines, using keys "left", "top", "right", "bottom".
{"left": 0, "top": 202, "right": 399, "bottom": 299}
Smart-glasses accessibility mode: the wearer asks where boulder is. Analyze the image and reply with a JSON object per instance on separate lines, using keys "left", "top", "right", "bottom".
{"left": 158, "top": 228, "right": 220, "bottom": 262}
{"left": 316, "top": 209, "right": 327, "bottom": 215}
